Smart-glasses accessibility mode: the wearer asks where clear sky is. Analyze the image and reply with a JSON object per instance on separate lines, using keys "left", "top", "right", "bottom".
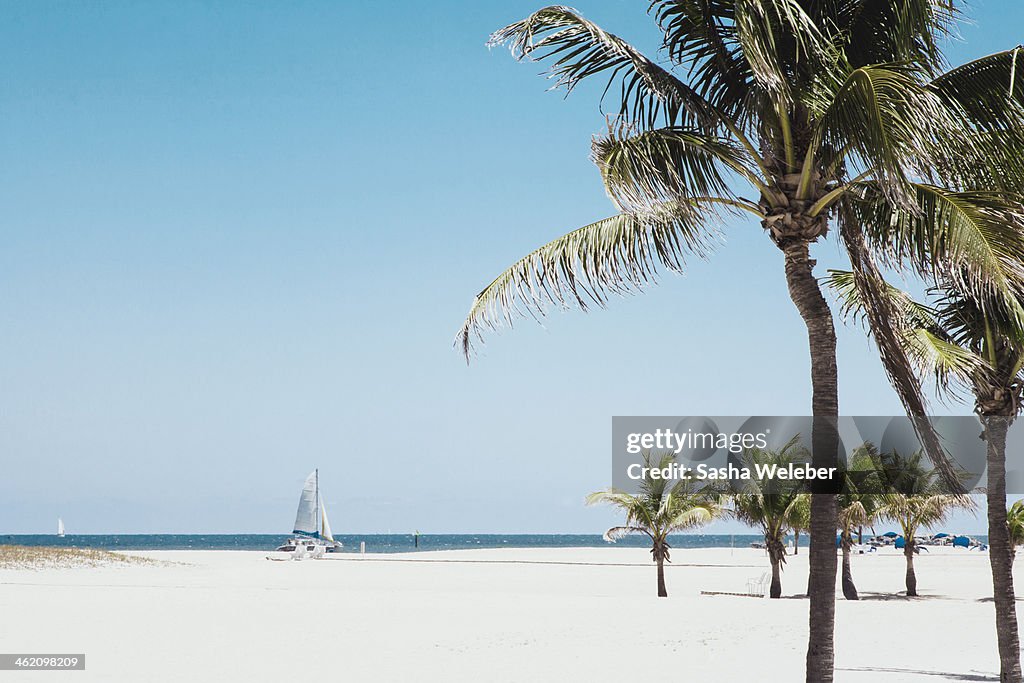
{"left": 2, "top": 1, "right": 1021, "bottom": 535}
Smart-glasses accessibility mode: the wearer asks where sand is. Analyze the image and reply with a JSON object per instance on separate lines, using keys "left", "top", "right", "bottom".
{"left": 0, "top": 545, "right": 1014, "bottom": 682}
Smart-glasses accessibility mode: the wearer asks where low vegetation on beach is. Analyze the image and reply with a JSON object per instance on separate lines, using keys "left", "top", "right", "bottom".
{"left": 0, "top": 545, "right": 161, "bottom": 570}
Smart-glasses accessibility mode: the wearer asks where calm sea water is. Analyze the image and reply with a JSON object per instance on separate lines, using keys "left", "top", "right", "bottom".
{"left": 2, "top": 533, "right": 988, "bottom": 553}
{"left": 3, "top": 533, "right": 779, "bottom": 553}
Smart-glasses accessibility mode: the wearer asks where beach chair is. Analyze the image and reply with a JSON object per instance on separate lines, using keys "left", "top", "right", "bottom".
{"left": 746, "top": 572, "right": 769, "bottom": 596}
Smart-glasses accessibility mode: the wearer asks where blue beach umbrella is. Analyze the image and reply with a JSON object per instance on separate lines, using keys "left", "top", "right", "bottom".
{"left": 953, "top": 535, "right": 971, "bottom": 548}
{"left": 882, "top": 531, "right": 899, "bottom": 538}
{"left": 933, "top": 532, "right": 950, "bottom": 539}
{"left": 894, "top": 536, "right": 906, "bottom": 549}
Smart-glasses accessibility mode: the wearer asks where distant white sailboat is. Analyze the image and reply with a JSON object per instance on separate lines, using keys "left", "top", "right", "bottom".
{"left": 57, "top": 518, "right": 65, "bottom": 538}
{"left": 267, "top": 470, "right": 342, "bottom": 561}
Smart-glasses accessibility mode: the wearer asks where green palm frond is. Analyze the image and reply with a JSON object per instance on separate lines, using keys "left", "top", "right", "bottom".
{"left": 489, "top": 6, "right": 715, "bottom": 129}
{"left": 648, "top": 0, "right": 752, "bottom": 116}
{"left": 814, "top": 65, "right": 955, "bottom": 201}
{"left": 824, "top": 269, "right": 987, "bottom": 397}
{"left": 588, "top": 452, "right": 721, "bottom": 548}
{"left": 1008, "top": 500, "right": 1024, "bottom": 549}
{"left": 732, "top": 0, "right": 830, "bottom": 100}
{"left": 931, "top": 47, "right": 1024, "bottom": 134}
{"left": 835, "top": 0, "right": 960, "bottom": 74}
{"left": 456, "top": 203, "right": 721, "bottom": 357}
{"left": 851, "top": 183, "right": 1024, "bottom": 325}
{"left": 592, "top": 125, "right": 768, "bottom": 213}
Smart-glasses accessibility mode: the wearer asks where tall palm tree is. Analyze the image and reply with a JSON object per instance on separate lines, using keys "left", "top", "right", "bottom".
{"left": 461, "top": 5, "right": 1024, "bottom": 680}
{"left": 829, "top": 272, "right": 1023, "bottom": 679}
{"left": 587, "top": 452, "right": 722, "bottom": 597}
{"left": 731, "top": 438, "right": 809, "bottom": 599}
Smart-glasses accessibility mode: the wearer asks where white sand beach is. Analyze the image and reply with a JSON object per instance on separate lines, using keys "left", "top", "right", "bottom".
{"left": 0, "top": 545, "right": 1014, "bottom": 682}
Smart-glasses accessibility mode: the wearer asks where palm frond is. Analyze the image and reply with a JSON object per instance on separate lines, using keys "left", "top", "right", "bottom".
{"left": 592, "top": 124, "right": 767, "bottom": 213}
{"left": 851, "top": 182, "right": 1024, "bottom": 327}
{"left": 931, "top": 47, "right": 1024, "bottom": 134}
{"left": 490, "top": 6, "right": 715, "bottom": 129}
{"left": 456, "top": 203, "right": 721, "bottom": 357}
{"left": 602, "top": 525, "right": 647, "bottom": 542}
{"left": 815, "top": 64, "right": 954, "bottom": 203}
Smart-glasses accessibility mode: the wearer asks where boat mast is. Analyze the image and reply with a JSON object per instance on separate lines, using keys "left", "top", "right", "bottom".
{"left": 315, "top": 468, "right": 320, "bottom": 539}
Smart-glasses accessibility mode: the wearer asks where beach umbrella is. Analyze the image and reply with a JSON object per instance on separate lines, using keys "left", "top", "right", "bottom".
{"left": 882, "top": 531, "right": 899, "bottom": 538}
{"left": 894, "top": 536, "right": 906, "bottom": 549}
{"left": 953, "top": 535, "right": 970, "bottom": 548}
{"left": 933, "top": 532, "right": 950, "bottom": 538}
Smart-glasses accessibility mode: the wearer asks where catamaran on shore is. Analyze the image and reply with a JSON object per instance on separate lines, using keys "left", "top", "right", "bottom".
{"left": 267, "top": 469, "right": 342, "bottom": 560}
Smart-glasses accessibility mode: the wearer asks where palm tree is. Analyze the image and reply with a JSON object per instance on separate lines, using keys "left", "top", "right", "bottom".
{"left": 731, "top": 438, "right": 809, "bottom": 599}
{"left": 829, "top": 273, "right": 1022, "bottom": 678}
{"left": 1008, "top": 500, "right": 1024, "bottom": 563}
{"left": 790, "top": 494, "right": 810, "bottom": 556}
{"left": 462, "top": 6, "right": 1024, "bottom": 681}
{"left": 587, "top": 452, "right": 722, "bottom": 597}
{"left": 876, "top": 490, "right": 974, "bottom": 597}
{"left": 837, "top": 444, "right": 886, "bottom": 600}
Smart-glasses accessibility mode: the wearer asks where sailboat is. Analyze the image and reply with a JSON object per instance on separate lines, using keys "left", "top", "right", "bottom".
{"left": 57, "top": 518, "right": 65, "bottom": 538}
{"left": 268, "top": 470, "right": 342, "bottom": 560}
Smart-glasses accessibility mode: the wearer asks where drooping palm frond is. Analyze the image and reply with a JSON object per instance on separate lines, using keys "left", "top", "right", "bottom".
{"left": 825, "top": 269, "right": 937, "bottom": 330}
{"left": 849, "top": 182, "right": 1024, "bottom": 326}
{"left": 456, "top": 202, "right": 723, "bottom": 357}
{"left": 592, "top": 124, "right": 769, "bottom": 213}
{"left": 931, "top": 47, "right": 1024, "bottom": 134}
{"left": 929, "top": 48, "right": 1024, "bottom": 192}
{"left": 489, "top": 6, "right": 716, "bottom": 129}
{"left": 824, "top": 268, "right": 985, "bottom": 398}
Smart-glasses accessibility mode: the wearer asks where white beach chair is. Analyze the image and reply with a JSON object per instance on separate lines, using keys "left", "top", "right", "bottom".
{"left": 746, "top": 572, "right": 769, "bottom": 596}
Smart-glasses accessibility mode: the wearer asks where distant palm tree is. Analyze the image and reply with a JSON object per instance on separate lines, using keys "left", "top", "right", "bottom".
{"left": 790, "top": 495, "right": 810, "bottom": 556}
{"left": 837, "top": 445, "right": 886, "bottom": 600}
{"left": 875, "top": 464, "right": 975, "bottom": 597}
{"left": 1008, "top": 501, "right": 1024, "bottom": 563}
{"left": 732, "top": 438, "right": 810, "bottom": 598}
{"left": 587, "top": 452, "right": 722, "bottom": 597}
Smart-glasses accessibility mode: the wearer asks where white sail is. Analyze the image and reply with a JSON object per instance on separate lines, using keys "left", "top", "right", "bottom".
{"left": 57, "top": 518, "right": 65, "bottom": 537}
{"left": 320, "top": 500, "right": 334, "bottom": 543}
{"left": 292, "top": 471, "right": 318, "bottom": 536}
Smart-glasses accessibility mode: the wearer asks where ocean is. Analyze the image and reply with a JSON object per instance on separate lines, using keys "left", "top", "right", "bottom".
{"left": 4, "top": 533, "right": 795, "bottom": 553}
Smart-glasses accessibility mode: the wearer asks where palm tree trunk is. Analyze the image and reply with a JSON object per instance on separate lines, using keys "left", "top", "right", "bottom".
{"left": 770, "top": 553, "right": 783, "bottom": 599}
{"left": 656, "top": 554, "right": 667, "bottom": 598}
{"left": 841, "top": 532, "right": 859, "bottom": 600}
{"left": 905, "top": 540, "right": 917, "bottom": 597}
{"left": 780, "top": 239, "right": 839, "bottom": 683}
{"left": 794, "top": 529, "right": 800, "bottom": 555}
{"left": 982, "top": 415, "right": 1022, "bottom": 682}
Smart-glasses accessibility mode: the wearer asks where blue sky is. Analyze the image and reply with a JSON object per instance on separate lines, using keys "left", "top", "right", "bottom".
{"left": 2, "top": 1, "right": 1021, "bottom": 534}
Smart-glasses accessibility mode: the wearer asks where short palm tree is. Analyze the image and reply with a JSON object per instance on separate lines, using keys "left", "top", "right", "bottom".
{"left": 464, "top": 5, "right": 1024, "bottom": 681}
{"left": 870, "top": 450, "right": 975, "bottom": 597}
{"left": 877, "top": 491, "right": 973, "bottom": 597}
{"left": 587, "top": 452, "right": 722, "bottom": 597}
{"left": 731, "top": 438, "right": 810, "bottom": 599}
{"left": 1009, "top": 501, "right": 1024, "bottom": 563}
{"left": 837, "top": 444, "right": 886, "bottom": 600}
